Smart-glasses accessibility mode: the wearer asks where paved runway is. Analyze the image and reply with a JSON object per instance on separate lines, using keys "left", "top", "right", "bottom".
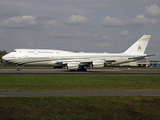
{"left": 0, "top": 68, "right": 160, "bottom": 74}
{"left": 0, "top": 91, "right": 160, "bottom": 97}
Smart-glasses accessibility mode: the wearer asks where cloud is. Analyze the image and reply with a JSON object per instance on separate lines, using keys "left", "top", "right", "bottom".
{"left": 0, "top": 15, "right": 60, "bottom": 28}
{"left": 19, "top": 38, "right": 34, "bottom": 46}
{"left": 144, "top": 4, "right": 160, "bottom": 17}
{"left": 49, "top": 29, "right": 90, "bottom": 38}
{"left": 0, "top": 15, "right": 35, "bottom": 27}
{"left": 99, "top": 42, "right": 110, "bottom": 47}
{"left": 66, "top": 14, "right": 88, "bottom": 25}
{"left": 102, "top": 16, "right": 124, "bottom": 27}
{"left": 94, "top": 31, "right": 112, "bottom": 40}
{"left": 130, "top": 15, "right": 158, "bottom": 26}
{"left": 102, "top": 15, "right": 158, "bottom": 27}
{"left": 118, "top": 30, "right": 129, "bottom": 36}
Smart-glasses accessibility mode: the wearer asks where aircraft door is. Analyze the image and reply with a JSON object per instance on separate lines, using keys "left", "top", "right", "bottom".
{"left": 34, "top": 50, "right": 38, "bottom": 55}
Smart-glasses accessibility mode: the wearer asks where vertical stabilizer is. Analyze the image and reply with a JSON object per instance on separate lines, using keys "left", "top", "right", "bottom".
{"left": 124, "top": 35, "right": 151, "bottom": 54}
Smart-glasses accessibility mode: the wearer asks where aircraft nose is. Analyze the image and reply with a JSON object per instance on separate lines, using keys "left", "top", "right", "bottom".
{"left": 2, "top": 53, "right": 16, "bottom": 62}
{"left": 2, "top": 54, "right": 10, "bottom": 61}
{"left": 2, "top": 54, "right": 8, "bottom": 61}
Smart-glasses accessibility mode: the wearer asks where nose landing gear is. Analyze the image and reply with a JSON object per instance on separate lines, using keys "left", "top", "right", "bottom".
{"left": 16, "top": 64, "right": 21, "bottom": 71}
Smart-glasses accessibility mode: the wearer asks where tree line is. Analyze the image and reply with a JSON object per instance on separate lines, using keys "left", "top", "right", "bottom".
{"left": 0, "top": 50, "right": 7, "bottom": 61}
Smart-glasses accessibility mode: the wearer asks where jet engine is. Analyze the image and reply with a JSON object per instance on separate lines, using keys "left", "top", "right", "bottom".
{"left": 91, "top": 60, "right": 104, "bottom": 68}
{"left": 66, "top": 62, "right": 79, "bottom": 70}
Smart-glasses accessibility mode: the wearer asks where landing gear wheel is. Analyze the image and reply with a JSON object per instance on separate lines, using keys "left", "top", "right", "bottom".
{"left": 83, "top": 68, "right": 87, "bottom": 71}
{"left": 16, "top": 64, "right": 21, "bottom": 71}
{"left": 77, "top": 67, "right": 87, "bottom": 71}
{"left": 17, "top": 68, "right": 21, "bottom": 71}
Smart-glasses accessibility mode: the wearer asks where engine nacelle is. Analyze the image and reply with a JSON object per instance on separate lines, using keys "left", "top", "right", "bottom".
{"left": 66, "top": 62, "right": 79, "bottom": 70}
{"left": 91, "top": 60, "right": 104, "bottom": 68}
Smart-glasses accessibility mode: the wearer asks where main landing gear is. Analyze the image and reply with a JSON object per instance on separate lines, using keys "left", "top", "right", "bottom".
{"left": 77, "top": 67, "right": 87, "bottom": 71}
{"left": 68, "top": 67, "right": 87, "bottom": 71}
{"left": 16, "top": 64, "right": 21, "bottom": 71}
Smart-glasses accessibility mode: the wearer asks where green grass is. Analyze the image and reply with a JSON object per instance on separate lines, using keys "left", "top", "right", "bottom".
{"left": 1, "top": 74, "right": 160, "bottom": 119}
{"left": 0, "top": 96, "right": 160, "bottom": 120}
{"left": 0, "top": 74, "right": 160, "bottom": 91}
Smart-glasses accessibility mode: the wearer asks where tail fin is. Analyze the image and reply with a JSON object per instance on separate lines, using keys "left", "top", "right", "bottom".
{"left": 124, "top": 35, "right": 151, "bottom": 54}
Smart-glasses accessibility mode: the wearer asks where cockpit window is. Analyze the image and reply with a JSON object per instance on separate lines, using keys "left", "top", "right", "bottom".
{"left": 12, "top": 50, "right": 17, "bottom": 52}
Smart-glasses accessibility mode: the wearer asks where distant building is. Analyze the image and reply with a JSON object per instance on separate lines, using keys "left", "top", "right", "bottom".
{"left": 150, "top": 61, "right": 160, "bottom": 67}
{"left": 138, "top": 57, "right": 150, "bottom": 67}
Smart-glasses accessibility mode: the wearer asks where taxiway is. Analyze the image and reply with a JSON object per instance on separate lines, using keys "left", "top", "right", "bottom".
{"left": 1, "top": 91, "right": 160, "bottom": 97}
{"left": 0, "top": 68, "right": 160, "bottom": 74}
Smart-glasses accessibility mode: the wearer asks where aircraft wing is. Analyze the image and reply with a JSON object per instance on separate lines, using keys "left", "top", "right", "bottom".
{"left": 128, "top": 54, "right": 156, "bottom": 60}
{"left": 56, "top": 58, "right": 133, "bottom": 67}
{"left": 55, "top": 54, "right": 156, "bottom": 69}
{"left": 55, "top": 59, "right": 124, "bottom": 68}
{"left": 55, "top": 60, "right": 92, "bottom": 65}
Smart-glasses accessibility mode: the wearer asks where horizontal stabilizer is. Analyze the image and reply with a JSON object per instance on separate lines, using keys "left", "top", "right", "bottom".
{"left": 128, "top": 54, "right": 156, "bottom": 60}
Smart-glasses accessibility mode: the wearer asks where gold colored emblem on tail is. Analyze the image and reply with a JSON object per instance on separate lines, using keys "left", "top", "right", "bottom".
{"left": 137, "top": 44, "right": 141, "bottom": 51}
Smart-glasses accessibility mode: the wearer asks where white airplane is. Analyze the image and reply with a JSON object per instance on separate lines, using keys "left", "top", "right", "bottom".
{"left": 2, "top": 35, "right": 155, "bottom": 71}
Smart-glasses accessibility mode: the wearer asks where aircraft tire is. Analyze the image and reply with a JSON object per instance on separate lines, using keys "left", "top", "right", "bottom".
{"left": 77, "top": 67, "right": 87, "bottom": 71}
{"left": 17, "top": 68, "right": 21, "bottom": 71}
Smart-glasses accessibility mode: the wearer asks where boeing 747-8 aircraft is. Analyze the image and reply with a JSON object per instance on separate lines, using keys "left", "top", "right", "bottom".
{"left": 2, "top": 35, "right": 155, "bottom": 71}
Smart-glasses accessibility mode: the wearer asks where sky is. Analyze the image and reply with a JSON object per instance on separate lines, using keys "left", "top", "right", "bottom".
{"left": 0, "top": 0, "right": 160, "bottom": 60}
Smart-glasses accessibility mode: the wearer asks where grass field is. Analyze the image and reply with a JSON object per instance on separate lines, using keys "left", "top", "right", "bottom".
{"left": 0, "top": 96, "right": 160, "bottom": 120}
{"left": 0, "top": 74, "right": 160, "bottom": 91}
{"left": 1, "top": 74, "right": 160, "bottom": 119}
